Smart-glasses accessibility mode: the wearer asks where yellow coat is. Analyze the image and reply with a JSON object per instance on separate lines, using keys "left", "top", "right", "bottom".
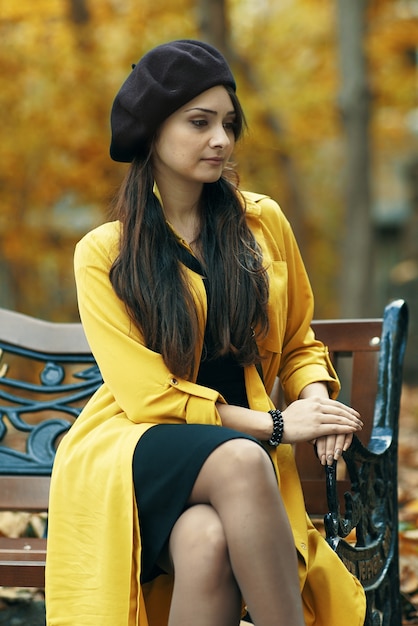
{"left": 45, "top": 192, "right": 366, "bottom": 625}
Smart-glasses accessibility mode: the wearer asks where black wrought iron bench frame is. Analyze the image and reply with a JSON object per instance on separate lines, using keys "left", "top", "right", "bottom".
{"left": 0, "top": 299, "right": 409, "bottom": 626}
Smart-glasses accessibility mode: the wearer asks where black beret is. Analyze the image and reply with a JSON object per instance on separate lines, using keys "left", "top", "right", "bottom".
{"left": 110, "top": 39, "right": 236, "bottom": 163}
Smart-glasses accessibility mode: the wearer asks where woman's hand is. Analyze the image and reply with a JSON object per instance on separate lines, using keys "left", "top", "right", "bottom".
{"left": 281, "top": 396, "right": 362, "bottom": 464}
{"left": 314, "top": 433, "right": 354, "bottom": 466}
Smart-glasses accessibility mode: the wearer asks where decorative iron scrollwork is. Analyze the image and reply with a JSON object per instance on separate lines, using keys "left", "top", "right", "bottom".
{"left": 0, "top": 343, "right": 102, "bottom": 475}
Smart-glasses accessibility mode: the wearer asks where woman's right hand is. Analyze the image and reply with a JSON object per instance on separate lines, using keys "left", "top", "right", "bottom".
{"left": 281, "top": 396, "right": 363, "bottom": 446}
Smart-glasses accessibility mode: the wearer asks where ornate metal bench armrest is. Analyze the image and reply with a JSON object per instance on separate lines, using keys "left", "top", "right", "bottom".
{"left": 324, "top": 299, "right": 408, "bottom": 626}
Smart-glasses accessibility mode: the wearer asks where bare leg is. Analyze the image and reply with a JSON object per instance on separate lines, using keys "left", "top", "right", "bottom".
{"left": 187, "top": 439, "right": 305, "bottom": 626}
{"left": 167, "top": 504, "right": 242, "bottom": 626}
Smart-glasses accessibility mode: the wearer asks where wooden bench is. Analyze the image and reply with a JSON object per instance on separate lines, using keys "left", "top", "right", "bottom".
{"left": 0, "top": 300, "right": 409, "bottom": 626}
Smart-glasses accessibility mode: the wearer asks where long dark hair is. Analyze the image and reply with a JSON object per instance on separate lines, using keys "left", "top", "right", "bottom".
{"left": 110, "top": 88, "right": 269, "bottom": 379}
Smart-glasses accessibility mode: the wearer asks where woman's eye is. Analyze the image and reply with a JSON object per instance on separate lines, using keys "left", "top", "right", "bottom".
{"left": 191, "top": 119, "right": 207, "bottom": 128}
{"left": 223, "top": 122, "right": 236, "bottom": 131}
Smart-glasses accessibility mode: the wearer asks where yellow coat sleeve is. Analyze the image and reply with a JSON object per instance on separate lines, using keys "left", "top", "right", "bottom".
{"left": 74, "top": 222, "right": 223, "bottom": 427}
{"left": 243, "top": 193, "right": 340, "bottom": 404}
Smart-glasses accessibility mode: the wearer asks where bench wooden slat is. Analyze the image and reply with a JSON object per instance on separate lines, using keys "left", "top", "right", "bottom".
{"left": 350, "top": 349, "right": 379, "bottom": 444}
{"left": 312, "top": 318, "right": 383, "bottom": 352}
{"left": 0, "top": 307, "right": 90, "bottom": 354}
{"left": 0, "top": 476, "right": 50, "bottom": 512}
{"left": 0, "top": 537, "right": 46, "bottom": 587}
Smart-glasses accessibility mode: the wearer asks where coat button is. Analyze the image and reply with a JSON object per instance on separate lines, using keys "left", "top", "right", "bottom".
{"left": 300, "top": 542, "right": 307, "bottom": 550}
{"left": 170, "top": 378, "right": 179, "bottom": 385}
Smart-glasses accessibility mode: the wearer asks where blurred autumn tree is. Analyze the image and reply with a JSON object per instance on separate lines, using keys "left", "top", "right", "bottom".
{"left": 0, "top": 0, "right": 416, "bottom": 322}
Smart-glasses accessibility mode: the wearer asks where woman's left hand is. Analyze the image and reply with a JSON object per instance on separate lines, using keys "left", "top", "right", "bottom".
{"left": 298, "top": 381, "right": 357, "bottom": 465}
{"left": 313, "top": 432, "right": 354, "bottom": 466}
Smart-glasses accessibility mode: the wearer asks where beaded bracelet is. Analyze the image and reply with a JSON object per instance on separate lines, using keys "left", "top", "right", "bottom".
{"left": 267, "top": 409, "right": 284, "bottom": 447}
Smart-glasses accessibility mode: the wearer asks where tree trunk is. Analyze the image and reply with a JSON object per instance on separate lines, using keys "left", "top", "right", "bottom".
{"left": 336, "top": 0, "right": 373, "bottom": 317}
{"left": 196, "top": 0, "right": 229, "bottom": 55}
{"left": 67, "top": 0, "right": 91, "bottom": 24}
{"left": 66, "top": 0, "right": 92, "bottom": 52}
{"left": 196, "top": 0, "right": 308, "bottom": 252}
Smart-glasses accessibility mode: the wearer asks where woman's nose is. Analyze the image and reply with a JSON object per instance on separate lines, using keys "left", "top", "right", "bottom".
{"left": 209, "top": 125, "right": 231, "bottom": 149}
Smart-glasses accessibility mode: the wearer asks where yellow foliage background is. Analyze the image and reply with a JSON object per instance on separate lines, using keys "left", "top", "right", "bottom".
{"left": 0, "top": 0, "right": 416, "bottom": 321}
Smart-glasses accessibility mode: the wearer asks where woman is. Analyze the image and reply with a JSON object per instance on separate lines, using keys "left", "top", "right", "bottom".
{"left": 45, "top": 40, "right": 366, "bottom": 626}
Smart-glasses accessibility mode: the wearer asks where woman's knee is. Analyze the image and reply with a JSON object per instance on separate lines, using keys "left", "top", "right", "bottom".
{"left": 190, "top": 439, "right": 277, "bottom": 506}
{"left": 213, "top": 439, "right": 275, "bottom": 487}
{"left": 226, "top": 438, "right": 272, "bottom": 467}
{"left": 169, "top": 505, "right": 232, "bottom": 581}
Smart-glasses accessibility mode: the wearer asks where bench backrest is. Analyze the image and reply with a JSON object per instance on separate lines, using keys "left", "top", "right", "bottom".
{"left": 0, "top": 307, "right": 101, "bottom": 513}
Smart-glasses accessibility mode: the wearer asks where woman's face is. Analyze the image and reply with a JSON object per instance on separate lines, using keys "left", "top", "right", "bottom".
{"left": 152, "top": 85, "right": 237, "bottom": 187}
